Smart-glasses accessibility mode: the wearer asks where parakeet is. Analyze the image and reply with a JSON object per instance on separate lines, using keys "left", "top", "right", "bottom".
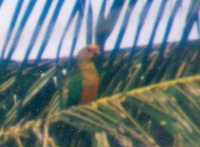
{"left": 63, "top": 44, "right": 100, "bottom": 107}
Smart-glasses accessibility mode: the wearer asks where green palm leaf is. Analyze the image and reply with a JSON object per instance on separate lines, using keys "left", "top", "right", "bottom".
{"left": 2, "top": 74, "right": 200, "bottom": 146}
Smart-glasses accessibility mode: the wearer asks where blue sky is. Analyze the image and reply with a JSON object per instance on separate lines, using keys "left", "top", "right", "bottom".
{"left": 0, "top": 0, "right": 199, "bottom": 60}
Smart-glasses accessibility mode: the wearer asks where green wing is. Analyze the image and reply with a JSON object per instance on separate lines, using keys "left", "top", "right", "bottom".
{"left": 66, "top": 70, "right": 83, "bottom": 107}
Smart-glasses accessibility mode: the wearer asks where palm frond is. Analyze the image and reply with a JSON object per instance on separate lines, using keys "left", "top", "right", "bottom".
{"left": 7, "top": 0, "right": 37, "bottom": 61}
{"left": 1, "top": 0, "right": 24, "bottom": 59}
{"left": 0, "top": 0, "right": 200, "bottom": 146}
{"left": 35, "top": 0, "right": 65, "bottom": 63}
{"left": 2, "top": 74, "right": 200, "bottom": 146}
{"left": 95, "top": 0, "right": 125, "bottom": 52}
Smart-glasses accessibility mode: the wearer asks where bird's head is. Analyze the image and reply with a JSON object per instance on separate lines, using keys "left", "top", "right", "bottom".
{"left": 78, "top": 44, "right": 100, "bottom": 62}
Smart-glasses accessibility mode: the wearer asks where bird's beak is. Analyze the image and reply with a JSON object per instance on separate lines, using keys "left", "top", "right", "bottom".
{"left": 95, "top": 49, "right": 100, "bottom": 55}
{"left": 93, "top": 51, "right": 99, "bottom": 60}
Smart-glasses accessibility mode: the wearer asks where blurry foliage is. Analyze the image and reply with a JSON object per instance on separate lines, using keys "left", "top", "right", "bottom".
{"left": 0, "top": 0, "right": 200, "bottom": 147}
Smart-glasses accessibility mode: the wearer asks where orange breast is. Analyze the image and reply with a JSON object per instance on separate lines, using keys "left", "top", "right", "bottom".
{"left": 80, "top": 77, "right": 99, "bottom": 103}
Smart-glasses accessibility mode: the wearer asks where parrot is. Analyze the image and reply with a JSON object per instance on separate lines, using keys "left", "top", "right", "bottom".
{"left": 54, "top": 44, "right": 100, "bottom": 146}
{"left": 62, "top": 44, "right": 100, "bottom": 107}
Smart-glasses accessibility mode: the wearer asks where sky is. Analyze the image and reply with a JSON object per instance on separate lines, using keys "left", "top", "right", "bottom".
{"left": 0, "top": 0, "right": 199, "bottom": 60}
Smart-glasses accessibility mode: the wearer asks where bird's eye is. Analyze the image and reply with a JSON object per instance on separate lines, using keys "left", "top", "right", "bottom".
{"left": 86, "top": 48, "right": 92, "bottom": 52}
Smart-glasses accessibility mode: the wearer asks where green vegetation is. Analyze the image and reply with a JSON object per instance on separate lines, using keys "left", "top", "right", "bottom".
{"left": 0, "top": 0, "right": 200, "bottom": 146}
